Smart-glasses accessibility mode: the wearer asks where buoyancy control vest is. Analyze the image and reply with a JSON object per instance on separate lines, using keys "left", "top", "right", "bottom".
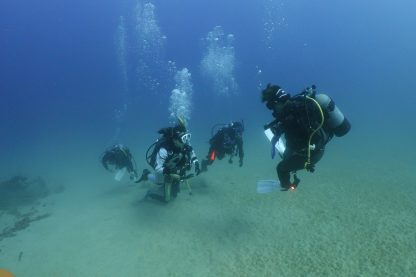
{"left": 279, "top": 95, "right": 326, "bottom": 151}
{"left": 146, "top": 137, "right": 193, "bottom": 174}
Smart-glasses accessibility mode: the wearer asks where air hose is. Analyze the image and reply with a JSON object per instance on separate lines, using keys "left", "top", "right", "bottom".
{"left": 304, "top": 96, "right": 324, "bottom": 171}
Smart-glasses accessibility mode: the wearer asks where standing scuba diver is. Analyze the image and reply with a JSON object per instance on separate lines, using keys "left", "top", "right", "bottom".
{"left": 136, "top": 118, "right": 201, "bottom": 203}
{"left": 200, "top": 121, "right": 245, "bottom": 172}
{"left": 261, "top": 84, "right": 351, "bottom": 190}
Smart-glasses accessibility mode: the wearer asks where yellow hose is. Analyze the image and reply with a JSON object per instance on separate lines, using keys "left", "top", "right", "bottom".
{"left": 304, "top": 96, "right": 324, "bottom": 171}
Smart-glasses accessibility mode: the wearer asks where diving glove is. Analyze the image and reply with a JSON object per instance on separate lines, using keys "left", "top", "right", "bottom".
{"left": 130, "top": 170, "right": 139, "bottom": 182}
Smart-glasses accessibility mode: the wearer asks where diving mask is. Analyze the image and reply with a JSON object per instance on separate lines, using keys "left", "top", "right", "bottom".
{"left": 180, "top": 133, "right": 191, "bottom": 144}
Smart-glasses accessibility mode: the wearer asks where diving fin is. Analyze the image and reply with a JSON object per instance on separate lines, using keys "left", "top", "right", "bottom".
{"left": 256, "top": 180, "right": 279, "bottom": 194}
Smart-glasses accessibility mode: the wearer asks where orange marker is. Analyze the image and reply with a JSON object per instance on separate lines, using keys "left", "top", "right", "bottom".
{"left": 210, "top": 150, "right": 216, "bottom": 161}
{"left": 0, "top": 269, "right": 15, "bottom": 277}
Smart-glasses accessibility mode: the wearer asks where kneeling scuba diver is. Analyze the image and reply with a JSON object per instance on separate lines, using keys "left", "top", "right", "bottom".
{"left": 137, "top": 118, "right": 201, "bottom": 203}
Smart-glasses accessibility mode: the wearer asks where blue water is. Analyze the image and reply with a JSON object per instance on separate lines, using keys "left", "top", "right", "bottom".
{"left": 2, "top": 0, "right": 415, "bottom": 142}
{"left": 1, "top": 0, "right": 416, "bottom": 275}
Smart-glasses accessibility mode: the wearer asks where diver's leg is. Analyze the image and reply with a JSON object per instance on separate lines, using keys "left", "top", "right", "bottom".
{"left": 171, "top": 182, "right": 180, "bottom": 198}
{"left": 136, "top": 169, "right": 151, "bottom": 183}
{"left": 144, "top": 171, "right": 165, "bottom": 184}
{"left": 164, "top": 182, "right": 171, "bottom": 202}
{"left": 277, "top": 155, "right": 305, "bottom": 189}
{"left": 311, "top": 149, "right": 325, "bottom": 167}
{"left": 144, "top": 182, "right": 167, "bottom": 202}
{"left": 143, "top": 172, "right": 170, "bottom": 202}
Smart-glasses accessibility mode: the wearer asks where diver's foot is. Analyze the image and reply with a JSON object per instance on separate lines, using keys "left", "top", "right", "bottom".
{"left": 280, "top": 183, "right": 297, "bottom": 191}
{"left": 281, "top": 174, "right": 301, "bottom": 191}
{"left": 288, "top": 183, "right": 297, "bottom": 191}
{"left": 136, "top": 169, "right": 150, "bottom": 183}
{"left": 292, "top": 174, "right": 300, "bottom": 189}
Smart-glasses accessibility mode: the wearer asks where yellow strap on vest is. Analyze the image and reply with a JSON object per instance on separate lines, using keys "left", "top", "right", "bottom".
{"left": 304, "top": 96, "right": 324, "bottom": 171}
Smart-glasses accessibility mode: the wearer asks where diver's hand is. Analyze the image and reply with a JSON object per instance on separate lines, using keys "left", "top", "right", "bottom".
{"left": 165, "top": 173, "right": 180, "bottom": 183}
{"left": 195, "top": 161, "right": 201, "bottom": 176}
{"left": 129, "top": 170, "right": 139, "bottom": 181}
{"left": 239, "top": 159, "right": 243, "bottom": 167}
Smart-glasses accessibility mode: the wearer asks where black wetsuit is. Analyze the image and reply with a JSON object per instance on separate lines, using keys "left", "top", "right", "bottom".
{"left": 202, "top": 126, "right": 244, "bottom": 170}
{"left": 270, "top": 95, "right": 333, "bottom": 188}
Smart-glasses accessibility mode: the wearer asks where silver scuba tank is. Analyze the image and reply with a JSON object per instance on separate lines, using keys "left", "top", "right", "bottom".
{"left": 315, "top": 94, "right": 351, "bottom": 137}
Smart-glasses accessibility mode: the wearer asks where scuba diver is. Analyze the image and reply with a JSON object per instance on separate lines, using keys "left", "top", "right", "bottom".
{"left": 200, "top": 121, "right": 245, "bottom": 172}
{"left": 101, "top": 144, "right": 139, "bottom": 181}
{"left": 136, "top": 118, "right": 201, "bottom": 203}
{"left": 261, "top": 84, "right": 351, "bottom": 191}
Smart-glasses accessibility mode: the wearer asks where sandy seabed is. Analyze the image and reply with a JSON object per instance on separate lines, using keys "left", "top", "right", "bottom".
{"left": 1, "top": 136, "right": 415, "bottom": 277}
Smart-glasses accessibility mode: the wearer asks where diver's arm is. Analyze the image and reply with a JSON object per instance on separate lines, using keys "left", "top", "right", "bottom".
{"left": 265, "top": 120, "right": 283, "bottom": 138}
{"left": 155, "top": 148, "right": 168, "bottom": 174}
{"left": 264, "top": 119, "right": 278, "bottom": 131}
{"left": 272, "top": 120, "right": 283, "bottom": 138}
{"left": 189, "top": 148, "right": 201, "bottom": 175}
{"left": 189, "top": 149, "right": 197, "bottom": 163}
{"left": 189, "top": 148, "right": 199, "bottom": 166}
{"left": 272, "top": 125, "right": 283, "bottom": 140}
{"left": 124, "top": 150, "right": 136, "bottom": 174}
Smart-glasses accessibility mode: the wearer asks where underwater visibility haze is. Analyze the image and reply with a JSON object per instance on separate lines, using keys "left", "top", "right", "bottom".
{"left": 1, "top": 0, "right": 416, "bottom": 276}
